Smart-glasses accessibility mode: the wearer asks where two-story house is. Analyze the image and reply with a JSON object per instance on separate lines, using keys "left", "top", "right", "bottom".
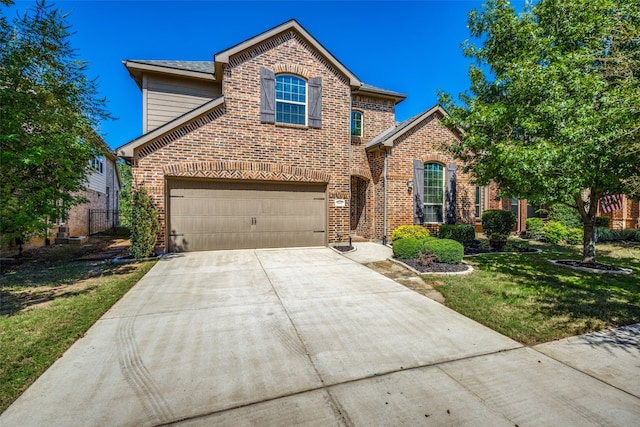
{"left": 116, "top": 20, "right": 476, "bottom": 252}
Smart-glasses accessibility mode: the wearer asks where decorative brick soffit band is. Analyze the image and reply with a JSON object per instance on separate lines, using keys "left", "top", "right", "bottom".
{"left": 163, "top": 161, "right": 331, "bottom": 183}
{"left": 136, "top": 105, "right": 226, "bottom": 159}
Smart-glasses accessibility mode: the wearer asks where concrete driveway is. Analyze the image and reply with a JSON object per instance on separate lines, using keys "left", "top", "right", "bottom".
{"left": 2, "top": 247, "right": 639, "bottom": 426}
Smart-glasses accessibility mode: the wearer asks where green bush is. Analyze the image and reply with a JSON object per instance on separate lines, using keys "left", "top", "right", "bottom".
{"left": 548, "top": 204, "right": 581, "bottom": 228}
{"left": 423, "top": 238, "right": 464, "bottom": 264}
{"left": 542, "top": 221, "right": 568, "bottom": 244}
{"left": 392, "top": 238, "right": 425, "bottom": 259}
{"left": 438, "top": 224, "right": 475, "bottom": 246}
{"left": 130, "top": 187, "right": 159, "bottom": 259}
{"left": 525, "top": 217, "right": 544, "bottom": 240}
{"left": 595, "top": 216, "right": 610, "bottom": 228}
{"left": 482, "top": 210, "right": 516, "bottom": 237}
{"left": 566, "top": 228, "right": 583, "bottom": 245}
{"left": 596, "top": 228, "right": 640, "bottom": 242}
{"left": 391, "top": 225, "right": 431, "bottom": 241}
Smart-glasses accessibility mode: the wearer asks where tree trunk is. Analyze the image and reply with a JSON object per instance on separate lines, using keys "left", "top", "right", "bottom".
{"left": 582, "top": 218, "right": 596, "bottom": 263}
{"left": 576, "top": 189, "right": 600, "bottom": 263}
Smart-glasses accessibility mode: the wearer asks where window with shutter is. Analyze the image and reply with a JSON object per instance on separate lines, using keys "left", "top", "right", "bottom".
{"left": 423, "top": 162, "right": 444, "bottom": 223}
{"left": 275, "top": 74, "right": 307, "bottom": 125}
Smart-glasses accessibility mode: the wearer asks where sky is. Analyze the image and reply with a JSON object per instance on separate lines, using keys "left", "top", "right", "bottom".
{"left": 5, "top": 0, "right": 488, "bottom": 150}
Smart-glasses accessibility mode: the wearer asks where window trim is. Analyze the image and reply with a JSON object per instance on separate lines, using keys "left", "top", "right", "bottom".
{"left": 351, "top": 110, "right": 363, "bottom": 137}
{"left": 91, "top": 157, "right": 104, "bottom": 174}
{"left": 423, "top": 162, "right": 445, "bottom": 223}
{"left": 275, "top": 74, "right": 307, "bottom": 126}
{"left": 475, "top": 186, "right": 482, "bottom": 219}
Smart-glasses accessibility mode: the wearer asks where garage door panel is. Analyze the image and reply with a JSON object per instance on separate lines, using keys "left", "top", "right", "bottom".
{"left": 168, "top": 180, "right": 327, "bottom": 251}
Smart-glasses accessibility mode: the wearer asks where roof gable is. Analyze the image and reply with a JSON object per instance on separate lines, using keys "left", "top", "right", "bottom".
{"left": 366, "top": 105, "right": 454, "bottom": 150}
{"left": 214, "top": 19, "right": 362, "bottom": 88}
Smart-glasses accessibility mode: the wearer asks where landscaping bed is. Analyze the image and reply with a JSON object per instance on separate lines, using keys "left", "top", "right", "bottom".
{"left": 397, "top": 258, "right": 470, "bottom": 273}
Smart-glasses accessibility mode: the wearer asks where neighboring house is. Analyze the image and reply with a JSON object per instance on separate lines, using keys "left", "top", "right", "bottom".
{"left": 57, "top": 144, "right": 121, "bottom": 239}
{"left": 116, "top": 19, "right": 476, "bottom": 252}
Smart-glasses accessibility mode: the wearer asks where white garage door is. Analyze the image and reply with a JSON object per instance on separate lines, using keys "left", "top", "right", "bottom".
{"left": 168, "top": 180, "right": 327, "bottom": 251}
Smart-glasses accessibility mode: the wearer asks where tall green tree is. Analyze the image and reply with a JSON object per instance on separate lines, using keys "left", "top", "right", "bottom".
{"left": 440, "top": 0, "right": 640, "bottom": 262}
{"left": 0, "top": 0, "right": 110, "bottom": 247}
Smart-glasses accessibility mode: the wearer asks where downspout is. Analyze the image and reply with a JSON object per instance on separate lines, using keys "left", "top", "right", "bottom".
{"left": 382, "top": 147, "right": 388, "bottom": 245}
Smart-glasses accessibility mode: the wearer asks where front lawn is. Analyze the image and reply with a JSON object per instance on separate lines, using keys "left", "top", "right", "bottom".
{"left": 0, "top": 236, "right": 156, "bottom": 414}
{"left": 426, "top": 241, "right": 640, "bottom": 345}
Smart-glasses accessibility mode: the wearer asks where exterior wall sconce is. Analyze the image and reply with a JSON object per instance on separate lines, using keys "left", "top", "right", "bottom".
{"left": 407, "top": 180, "right": 413, "bottom": 190}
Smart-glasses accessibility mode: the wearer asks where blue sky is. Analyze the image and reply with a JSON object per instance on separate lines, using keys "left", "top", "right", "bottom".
{"left": 6, "top": 0, "right": 487, "bottom": 149}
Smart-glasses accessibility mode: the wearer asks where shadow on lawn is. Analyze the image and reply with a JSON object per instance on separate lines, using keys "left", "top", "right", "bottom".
{"left": 470, "top": 246, "right": 640, "bottom": 330}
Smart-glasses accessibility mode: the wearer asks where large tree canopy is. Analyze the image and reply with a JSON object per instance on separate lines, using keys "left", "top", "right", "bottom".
{"left": 440, "top": 0, "right": 640, "bottom": 262}
{"left": 0, "top": 0, "right": 110, "bottom": 246}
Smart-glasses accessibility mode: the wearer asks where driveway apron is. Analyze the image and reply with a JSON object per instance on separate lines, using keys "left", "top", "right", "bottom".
{"left": 2, "top": 248, "right": 638, "bottom": 426}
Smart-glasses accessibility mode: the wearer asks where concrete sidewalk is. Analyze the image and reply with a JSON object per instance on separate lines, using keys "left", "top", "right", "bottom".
{"left": 2, "top": 247, "right": 639, "bottom": 426}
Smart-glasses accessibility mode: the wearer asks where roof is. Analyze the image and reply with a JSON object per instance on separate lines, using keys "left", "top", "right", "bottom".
{"left": 126, "top": 60, "right": 214, "bottom": 74}
{"left": 366, "top": 105, "right": 449, "bottom": 150}
{"left": 353, "top": 84, "right": 407, "bottom": 103}
{"left": 115, "top": 96, "right": 225, "bottom": 159}
{"left": 123, "top": 60, "right": 215, "bottom": 88}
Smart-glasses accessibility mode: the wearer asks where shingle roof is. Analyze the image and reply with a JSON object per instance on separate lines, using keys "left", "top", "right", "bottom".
{"left": 126, "top": 60, "right": 214, "bottom": 74}
{"left": 356, "top": 83, "right": 407, "bottom": 100}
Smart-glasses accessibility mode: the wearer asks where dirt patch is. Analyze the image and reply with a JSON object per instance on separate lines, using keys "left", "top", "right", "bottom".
{"left": 365, "top": 260, "right": 445, "bottom": 304}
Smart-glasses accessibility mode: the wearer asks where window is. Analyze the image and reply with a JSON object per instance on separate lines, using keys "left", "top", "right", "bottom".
{"left": 475, "top": 186, "right": 482, "bottom": 218}
{"left": 351, "top": 111, "right": 363, "bottom": 136}
{"left": 276, "top": 74, "right": 306, "bottom": 125}
{"left": 511, "top": 198, "right": 519, "bottom": 216}
{"left": 91, "top": 157, "right": 104, "bottom": 174}
{"left": 423, "top": 163, "right": 444, "bottom": 223}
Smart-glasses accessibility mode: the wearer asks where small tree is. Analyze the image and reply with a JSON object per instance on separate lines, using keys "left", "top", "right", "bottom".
{"left": 117, "top": 161, "right": 132, "bottom": 227}
{"left": 130, "top": 187, "right": 158, "bottom": 259}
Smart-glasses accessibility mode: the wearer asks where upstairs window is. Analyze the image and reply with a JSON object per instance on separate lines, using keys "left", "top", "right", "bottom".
{"left": 351, "top": 111, "right": 363, "bottom": 136}
{"left": 276, "top": 75, "right": 306, "bottom": 125}
{"left": 91, "top": 157, "right": 104, "bottom": 174}
{"left": 423, "top": 163, "right": 444, "bottom": 223}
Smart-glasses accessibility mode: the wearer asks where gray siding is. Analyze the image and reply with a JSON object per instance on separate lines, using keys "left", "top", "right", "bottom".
{"left": 144, "top": 74, "right": 220, "bottom": 132}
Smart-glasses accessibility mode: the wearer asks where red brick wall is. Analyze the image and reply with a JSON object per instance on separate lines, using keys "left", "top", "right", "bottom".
{"left": 380, "top": 111, "right": 474, "bottom": 240}
{"left": 133, "top": 32, "right": 353, "bottom": 250}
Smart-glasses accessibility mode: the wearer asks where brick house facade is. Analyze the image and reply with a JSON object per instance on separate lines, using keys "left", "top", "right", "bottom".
{"left": 116, "top": 20, "right": 472, "bottom": 252}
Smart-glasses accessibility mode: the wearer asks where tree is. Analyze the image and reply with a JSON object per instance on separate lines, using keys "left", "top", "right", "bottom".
{"left": 0, "top": 0, "right": 110, "bottom": 247}
{"left": 117, "top": 161, "right": 132, "bottom": 227}
{"left": 130, "top": 187, "right": 158, "bottom": 259}
{"left": 440, "top": 0, "right": 640, "bottom": 262}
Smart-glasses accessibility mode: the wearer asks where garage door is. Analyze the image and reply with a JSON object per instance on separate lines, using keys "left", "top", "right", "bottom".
{"left": 168, "top": 179, "right": 327, "bottom": 251}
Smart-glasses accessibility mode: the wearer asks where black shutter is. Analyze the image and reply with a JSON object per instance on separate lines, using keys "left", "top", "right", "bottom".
{"left": 260, "top": 67, "right": 275, "bottom": 123}
{"left": 445, "top": 162, "right": 457, "bottom": 224}
{"left": 413, "top": 160, "right": 424, "bottom": 225}
{"left": 308, "top": 77, "right": 322, "bottom": 128}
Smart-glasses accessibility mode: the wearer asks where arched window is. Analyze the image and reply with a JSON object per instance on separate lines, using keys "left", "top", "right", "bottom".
{"left": 276, "top": 74, "right": 307, "bottom": 125}
{"left": 424, "top": 162, "right": 444, "bottom": 223}
{"left": 351, "top": 110, "right": 363, "bottom": 136}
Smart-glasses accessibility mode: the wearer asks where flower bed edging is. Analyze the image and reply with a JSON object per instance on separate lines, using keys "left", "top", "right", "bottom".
{"left": 389, "top": 257, "right": 474, "bottom": 276}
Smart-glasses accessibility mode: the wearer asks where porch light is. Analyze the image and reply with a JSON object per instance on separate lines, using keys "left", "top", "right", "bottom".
{"left": 407, "top": 180, "right": 413, "bottom": 190}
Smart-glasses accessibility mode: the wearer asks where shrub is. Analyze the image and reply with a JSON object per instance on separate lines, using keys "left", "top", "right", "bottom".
{"left": 548, "top": 204, "right": 581, "bottom": 228}
{"left": 595, "top": 216, "right": 610, "bottom": 228}
{"left": 391, "top": 225, "right": 431, "bottom": 241}
{"left": 423, "top": 238, "right": 464, "bottom": 264}
{"left": 130, "top": 187, "right": 159, "bottom": 259}
{"left": 525, "top": 217, "right": 544, "bottom": 240}
{"left": 392, "top": 238, "right": 424, "bottom": 259}
{"left": 438, "top": 224, "right": 475, "bottom": 246}
{"left": 488, "top": 232, "right": 508, "bottom": 250}
{"left": 482, "top": 210, "right": 516, "bottom": 237}
{"left": 566, "top": 228, "right": 583, "bottom": 245}
{"left": 542, "top": 221, "right": 568, "bottom": 244}
{"left": 596, "top": 228, "right": 640, "bottom": 242}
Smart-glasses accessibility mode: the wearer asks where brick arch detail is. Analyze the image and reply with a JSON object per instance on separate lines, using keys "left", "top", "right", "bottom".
{"left": 349, "top": 167, "right": 371, "bottom": 181}
{"left": 163, "top": 161, "right": 331, "bottom": 183}
{"left": 272, "top": 63, "right": 312, "bottom": 80}
{"left": 419, "top": 153, "right": 451, "bottom": 165}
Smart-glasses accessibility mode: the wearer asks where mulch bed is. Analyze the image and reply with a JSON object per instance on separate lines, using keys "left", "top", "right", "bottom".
{"left": 332, "top": 245, "right": 354, "bottom": 253}
{"left": 554, "top": 259, "right": 628, "bottom": 273}
{"left": 398, "top": 258, "right": 469, "bottom": 273}
{"left": 464, "top": 242, "right": 538, "bottom": 255}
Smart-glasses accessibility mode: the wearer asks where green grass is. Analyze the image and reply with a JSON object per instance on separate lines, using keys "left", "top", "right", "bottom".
{"left": 0, "top": 237, "right": 155, "bottom": 414}
{"left": 427, "top": 241, "right": 640, "bottom": 345}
